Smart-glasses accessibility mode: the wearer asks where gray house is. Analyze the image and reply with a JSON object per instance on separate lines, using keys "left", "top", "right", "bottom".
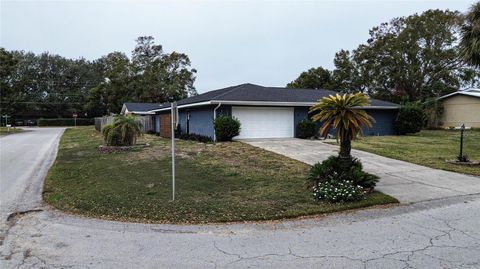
{"left": 147, "top": 83, "right": 400, "bottom": 139}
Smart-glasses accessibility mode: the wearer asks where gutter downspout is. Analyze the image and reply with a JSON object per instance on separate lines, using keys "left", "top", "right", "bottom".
{"left": 213, "top": 103, "right": 222, "bottom": 142}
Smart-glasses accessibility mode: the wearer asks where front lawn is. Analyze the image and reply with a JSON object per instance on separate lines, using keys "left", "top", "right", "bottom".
{"left": 0, "top": 127, "right": 24, "bottom": 136}
{"left": 43, "top": 127, "right": 397, "bottom": 224}
{"left": 350, "top": 129, "right": 480, "bottom": 176}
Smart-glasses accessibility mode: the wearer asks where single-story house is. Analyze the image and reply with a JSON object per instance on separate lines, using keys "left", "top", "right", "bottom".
{"left": 146, "top": 83, "right": 400, "bottom": 140}
{"left": 438, "top": 88, "right": 480, "bottom": 128}
{"left": 120, "top": 103, "right": 165, "bottom": 115}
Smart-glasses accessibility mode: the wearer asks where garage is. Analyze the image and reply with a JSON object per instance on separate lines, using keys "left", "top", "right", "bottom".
{"left": 232, "top": 106, "right": 294, "bottom": 139}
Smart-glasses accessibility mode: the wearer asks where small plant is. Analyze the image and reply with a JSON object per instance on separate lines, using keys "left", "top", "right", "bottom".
{"left": 297, "top": 119, "right": 316, "bottom": 138}
{"left": 307, "top": 155, "right": 378, "bottom": 199}
{"left": 101, "top": 124, "right": 114, "bottom": 139}
{"left": 307, "top": 156, "right": 363, "bottom": 186}
{"left": 313, "top": 180, "right": 365, "bottom": 203}
{"left": 101, "top": 116, "right": 142, "bottom": 146}
{"left": 349, "top": 169, "right": 379, "bottom": 190}
{"left": 106, "top": 126, "right": 123, "bottom": 146}
{"left": 213, "top": 116, "right": 241, "bottom": 141}
{"left": 394, "top": 103, "right": 425, "bottom": 135}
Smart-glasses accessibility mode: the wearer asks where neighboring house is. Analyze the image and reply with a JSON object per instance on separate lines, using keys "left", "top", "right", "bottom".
{"left": 438, "top": 88, "right": 480, "bottom": 128}
{"left": 146, "top": 83, "right": 400, "bottom": 140}
{"left": 120, "top": 103, "right": 165, "bottom": 115}
{"left": 118, "top": 103, "right": 167, "bottom": 133}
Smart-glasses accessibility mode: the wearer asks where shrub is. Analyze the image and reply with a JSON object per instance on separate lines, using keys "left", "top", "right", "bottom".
{"left": 213, "top": 116, "right": 241, "bottom": 141}
{"left": 113, "top": 115, "right": 142, "bottom": 146}
{"left": 394, "top": 104, "right": 425, "bottom": 135}
{"left": 106, "top": 127, "right": 123, "bottom": 146}
{"left": 101, "top": 116, "right": 142, "bottom": 146}
{"left": 178, "top": 133, "right": 213, "bottom": 143}
{"left": 308, "top": 156, "right": 362, "bottom": 186}
{"left": 313, "top": 180, "right": 365, "bottom": 203}
{"left": 307, "top": 155, "right": 378, "bottom": 190}
{"left": 101, "top": 124, "right": 114, "bottom": 139}
{"left": 297, "top": 119, "right": 316, "bottom": 138}
{"left": 349, "top": 169, "right": 379, "bottom": 190}
{"left": 37, "top": 118, "right": 94, "bottom": 126}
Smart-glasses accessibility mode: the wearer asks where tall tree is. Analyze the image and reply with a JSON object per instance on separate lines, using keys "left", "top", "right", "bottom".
{"left": 460, "top": 2, "right": 480, "bottom": 68}
{"left": 130, "top": 36, "right": 197, "bottom": 103}
{"left": 287, "top": 67, "right": 335, "bottom": 89}
{"left": 85, "top": 52, "right": 132, "bottom": 115}
{"left": 333, "top": 9, "right": 479, "bottom": 103}
{"left": 0, "top": 48, "right": 19, "bottom": 117}
{"left": 332, "top": 50, "right": 367, "bottom": 93}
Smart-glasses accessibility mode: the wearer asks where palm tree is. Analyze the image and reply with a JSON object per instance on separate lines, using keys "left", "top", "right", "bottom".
{"left": 460, "top": 2, "right": 480, "bottom": 67}
{"left": 309, "top": 93, "right": 373, "bottom": 159}
{"left": 113, "top": 115, "right": 143, "bottom": 146}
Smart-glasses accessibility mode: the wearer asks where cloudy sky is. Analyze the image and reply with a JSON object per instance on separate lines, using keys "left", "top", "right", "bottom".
{"left": 1, "top": 0, "right": 476, "bottom": 93}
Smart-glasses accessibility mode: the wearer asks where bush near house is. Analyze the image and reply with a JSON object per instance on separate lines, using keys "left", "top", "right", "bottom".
{"left": 213, "top": 116, "right": 241, "bottom": 141}
{"left": 394, "top": 104, "right": 425, "bottom": 134}
{"left": 37, "top": 118, "right": 94, "bottom": 126}
{"left": 297, "top": 119, "right": 316, "bottom": 138}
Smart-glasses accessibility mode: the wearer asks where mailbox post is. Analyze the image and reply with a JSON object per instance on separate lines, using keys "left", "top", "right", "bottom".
{"left": 458, "top": 124, "right": 465, "bottom": 162}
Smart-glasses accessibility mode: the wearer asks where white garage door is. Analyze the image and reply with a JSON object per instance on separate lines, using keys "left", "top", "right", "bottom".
{"left": 232, "top": 106, "right": 294, "bottom": 139}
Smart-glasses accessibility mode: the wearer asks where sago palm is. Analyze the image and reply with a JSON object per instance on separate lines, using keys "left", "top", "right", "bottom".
{"left": 309, "top": 93, "right": 373, "bottom": 159}
{"left": 113, "top": 115, "right": 143, "bottom": 146}
{"left": 460, "top": 2, "right": 480, "bottom": 67}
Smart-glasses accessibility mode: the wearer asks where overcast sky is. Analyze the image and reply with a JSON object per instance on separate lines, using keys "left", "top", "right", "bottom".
{"left": 1, "top": 0, "right": 476, "bottom": 93}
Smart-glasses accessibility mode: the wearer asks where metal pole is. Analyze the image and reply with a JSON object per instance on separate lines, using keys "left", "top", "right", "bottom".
{"left": 171, "top": 103, "right": 176, "bottom": 201}
{"left": 459, "top": 124, "right": 465, "bottom": 159}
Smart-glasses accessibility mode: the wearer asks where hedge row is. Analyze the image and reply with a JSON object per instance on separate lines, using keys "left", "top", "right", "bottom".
{"left": 37, "top": 118, "right": 94, "bottom": 126}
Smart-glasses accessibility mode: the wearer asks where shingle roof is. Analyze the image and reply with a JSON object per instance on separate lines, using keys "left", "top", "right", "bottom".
{"left": 439, "top": 88, "right": 480, "bottom": 100}
{"left": 175, "top": 83, "right": 399, "bottom": 107}
{"left": 124, "top": 102, "right": 168, "bottom": 113}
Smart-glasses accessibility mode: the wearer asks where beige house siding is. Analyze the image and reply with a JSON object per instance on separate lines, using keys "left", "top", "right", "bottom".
{"left": 440, "top": 95, "right": 480, "bottom": 128}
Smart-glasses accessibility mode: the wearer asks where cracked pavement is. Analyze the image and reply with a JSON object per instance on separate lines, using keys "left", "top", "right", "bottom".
{"left": 1, "top": 128, "right": 480, "bottom": 268}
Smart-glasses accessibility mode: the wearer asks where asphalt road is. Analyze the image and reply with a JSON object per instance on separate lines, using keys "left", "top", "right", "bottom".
{"left": 1, "top": 128, "right": 480, "bottom": 268}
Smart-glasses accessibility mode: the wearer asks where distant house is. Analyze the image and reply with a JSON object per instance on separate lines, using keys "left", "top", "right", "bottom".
{"left": 141, "top": 83, "right": 399, "bottom": 140}
{"left": 117, "top": 103, "right": 167, "bottom": 133}
{"left": 438, "top": 88, "right": 480, "bottom": 128}
{"left": 120, "top": 103, "right": 165, "bottom": 115}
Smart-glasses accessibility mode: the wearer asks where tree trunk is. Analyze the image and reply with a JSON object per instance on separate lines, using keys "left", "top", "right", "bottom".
{"left": 339, "top": 139, "right": 352, "bottom": 159}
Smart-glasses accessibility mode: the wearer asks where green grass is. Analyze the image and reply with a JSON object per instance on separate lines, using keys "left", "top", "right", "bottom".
{"left": 0, "top": 127, "right": 24, "bottom": 136}
{"left": 348, "top": 129, "right": 480, "bottom": 176}
{"left": 43, "top": 127, "right": 397, "bottom": 224}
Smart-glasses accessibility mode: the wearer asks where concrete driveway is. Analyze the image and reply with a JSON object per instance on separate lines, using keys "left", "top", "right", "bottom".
{"left": 243, "top": 139, "right": 480, "bottom": 203}
{"left": 1, "top": 128, "right": 480, "bottom": 268}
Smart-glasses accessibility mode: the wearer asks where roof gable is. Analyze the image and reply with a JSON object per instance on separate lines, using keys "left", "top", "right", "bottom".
{"left": 439, "top": 88, "right": 480, "bottom": 100}
{"left": 123, "top": 102, "right": 168, "bottom": 113}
